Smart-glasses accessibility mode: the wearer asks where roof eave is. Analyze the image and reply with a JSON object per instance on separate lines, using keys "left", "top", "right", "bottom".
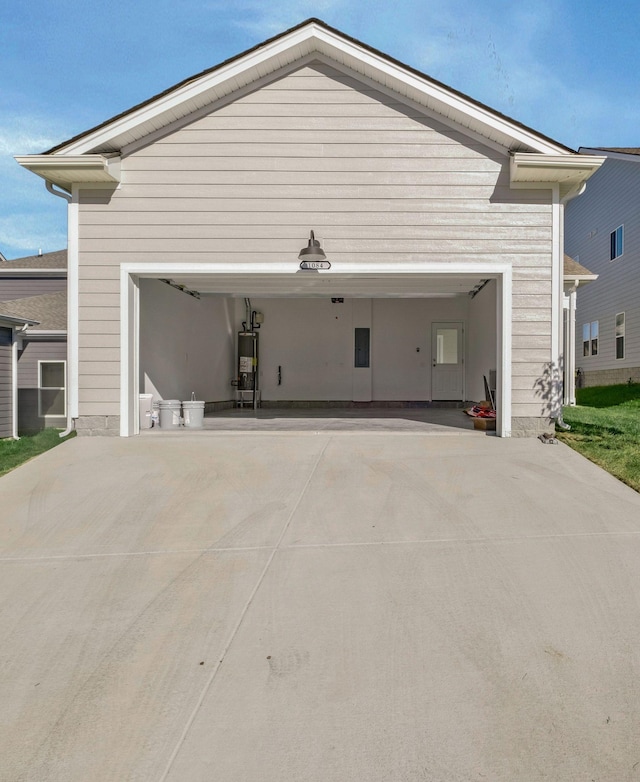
{"left": 0, "top": 314, "right": 40, "bottom": 327}
{"left": 14, "top": 154, "right": 121, "bottom": 190}
{"left": 564, "top": 274, "right": 598, "bottom": 283}
{"left": 510, "top": 153, "right": 606, "bottom": 197}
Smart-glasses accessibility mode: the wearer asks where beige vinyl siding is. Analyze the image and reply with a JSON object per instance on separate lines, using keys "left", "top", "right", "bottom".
{"left": 77, "top": 61, "right": 553, "bottom": 418}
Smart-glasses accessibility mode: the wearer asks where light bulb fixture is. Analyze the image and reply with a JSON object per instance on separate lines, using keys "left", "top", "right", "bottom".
{"left": 298, "top": 230, "right": 326, "bottom": 261}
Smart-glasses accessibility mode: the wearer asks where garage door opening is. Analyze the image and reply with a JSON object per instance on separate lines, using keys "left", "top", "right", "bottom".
{"left": 122, "top": 263, "right": 511, "bottom": 436}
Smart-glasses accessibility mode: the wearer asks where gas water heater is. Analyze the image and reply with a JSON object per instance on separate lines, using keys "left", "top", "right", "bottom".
{"left": 237, "top": 331, "right": 259, "bottom": 406}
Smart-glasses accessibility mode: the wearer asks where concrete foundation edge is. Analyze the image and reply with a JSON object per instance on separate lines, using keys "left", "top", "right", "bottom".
{"left": 578, "top": 366, "right": 640, "bottom": 388}
{"left": 510, "top": 417, "right": 555, "bottom": 437}
{"left": 74, "top": 416, "right": 121, "bottom": 436}
{"left": 75, "top": 412, "right": 554, "bottom": 438}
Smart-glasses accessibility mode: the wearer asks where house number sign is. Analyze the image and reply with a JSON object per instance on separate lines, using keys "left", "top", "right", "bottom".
{"left": 299, "top": 260, "right": 331, "bottom": 270}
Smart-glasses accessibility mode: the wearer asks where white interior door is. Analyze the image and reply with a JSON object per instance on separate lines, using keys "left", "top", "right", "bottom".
{"left": 431, "top": 322, "right": 464, "bottom": 400}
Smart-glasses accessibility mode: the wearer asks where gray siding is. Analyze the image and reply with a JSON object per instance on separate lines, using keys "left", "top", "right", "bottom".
{"left": 17, "top": 339, "right": 67, "bottom": 433}
{"left": 77, "top": 61, "right": 553, "bottom": 419}
{"left": 566, "top": 157, "right": 640, "bottom": 376}
{"left": 0, "top": 340, "right": 12, "bottom": 438}
{"left": 0, "top": 277, "right": 66, "bottom": 300}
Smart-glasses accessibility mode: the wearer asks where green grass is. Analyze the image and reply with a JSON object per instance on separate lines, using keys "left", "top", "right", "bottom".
{"left": 0, "top": 429, "right": 76, "bottom": 478}
{"left": 572, "top": 382, "right": 640, "bottom": 408}
{"left": 557, "top": 384, "right": 640, "bottom": 492}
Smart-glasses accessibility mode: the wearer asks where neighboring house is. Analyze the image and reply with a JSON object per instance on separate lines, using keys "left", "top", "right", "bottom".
{"left": 0, "top": 251, "right": 68, "bottom": 435}
{"left": 563, "top": 254, "right": 598, "bottom": 406}
{"left": 0, "top": 309, "right": 38, "bottom": 439}
{"left": 16, "top": 19, "right": 604, "bottom": 437}
{"left": 565, "top": 148, "right": 640, "bottom": 387}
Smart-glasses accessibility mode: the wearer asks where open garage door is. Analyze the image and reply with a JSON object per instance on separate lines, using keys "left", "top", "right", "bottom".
{"left": 122, "top": 262, "right": 512, "bottom": 436}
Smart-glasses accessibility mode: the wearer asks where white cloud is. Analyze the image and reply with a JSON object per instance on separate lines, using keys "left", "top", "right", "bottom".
{"left": 0, "top": 115, "right": 71, "bottom": 257}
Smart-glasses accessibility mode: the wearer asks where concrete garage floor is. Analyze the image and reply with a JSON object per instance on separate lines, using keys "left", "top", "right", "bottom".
{"left": 159, "top": 405, "right": 482, "bottom": 434}
{"left": 2, "top": 432, "right": 640, "bottom": 781}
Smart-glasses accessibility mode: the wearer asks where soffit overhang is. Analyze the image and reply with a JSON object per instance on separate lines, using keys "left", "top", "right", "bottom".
{"left": 510, "top": 153, "right": 606, "bottom": 199}
{"left": 14, "top": 154, "right": 121, "bottom": 192}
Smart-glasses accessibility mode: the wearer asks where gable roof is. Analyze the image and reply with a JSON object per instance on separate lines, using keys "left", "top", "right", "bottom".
{"left": 564, "top": 254, "right": 597, "bottom": 281}
{"left": 0, "top": 291, "right": 66, "bottom": 331}
{"left": 16, "top": 19, "right": 605, "bottom": 197}
{"left": 43, "top": 18, "right": 573, "bottom": 159}
{"left": 0, "top": 249, "right": 67, "bottom": 271}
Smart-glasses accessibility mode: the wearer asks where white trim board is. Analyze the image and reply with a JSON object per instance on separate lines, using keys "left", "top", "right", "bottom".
{"left": 119, "top": 261, "right": 512, "bottom": 437}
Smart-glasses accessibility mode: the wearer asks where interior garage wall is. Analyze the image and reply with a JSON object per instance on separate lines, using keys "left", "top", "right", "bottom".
{"left": 140, "top": 279, "right": 234, "bottom": 403}
{"left": 371, "top": 298, "right": 469, "bottom": 400}
{"left": 247, "top": 297, "right": 353, "bottom": 400}
{"left": 245, "top": 296, "right": 472, "bottom": 401}
{"left": 466, "top": 281, "right": 497, "bottom": 402}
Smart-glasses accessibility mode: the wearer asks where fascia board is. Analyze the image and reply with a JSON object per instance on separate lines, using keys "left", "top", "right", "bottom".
{"left": 54, "top": 22, "right": 570, "bottom": 157}
{"left": 0, "top": 315, "right": 39, "bottom": 327}
{"left": 23, "top": 329, "right": 67, "bottom": 338}
{"left": 563, "top": 275, "right": 598, "bottom": 283}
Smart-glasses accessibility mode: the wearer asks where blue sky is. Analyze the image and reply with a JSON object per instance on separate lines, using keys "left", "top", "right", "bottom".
{"left": 2, "top": 0, "right": 639, "bottom": 259}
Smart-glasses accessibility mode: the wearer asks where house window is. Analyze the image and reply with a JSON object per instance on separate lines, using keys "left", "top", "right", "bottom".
{"left": 0, "top": 327, "right": 12, "bottom": 346}
{"left": 610, "top": 225, "right": 624, "bottom": 260}
{"left": 39, "top": 361, "right": 66, "bottom": 417}
{"left": 582, "top": 323, "right": 590, "bottom": 356}
{"left": 583, "top": 321, "right": 598, "bottom": 357}
{"left": 616, "top": 313, "right": 625, "bottom": 359}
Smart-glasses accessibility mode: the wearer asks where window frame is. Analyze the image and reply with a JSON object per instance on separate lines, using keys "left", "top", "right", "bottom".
{"left": 582, "top": 322, "right": 590, "bottom": 357}
{"left": 616, "top": 312, "right": 626, "bottom": 360}
{"left": 38, "top": 360, "right": 67, "bottom": 418}
{"left": 610, "top": 225, "right": 624, "bottom": 261}
{"left": 582, "top": 321, "right": 599, "bottom": 357}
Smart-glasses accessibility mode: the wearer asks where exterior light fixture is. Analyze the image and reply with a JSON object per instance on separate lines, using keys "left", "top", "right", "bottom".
{"left": 298, "top": 230, "right": 326, "bottom": 261}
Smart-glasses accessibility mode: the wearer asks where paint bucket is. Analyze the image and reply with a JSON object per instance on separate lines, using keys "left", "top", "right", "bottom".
{"left": 158, "top": 399, "right": 181, "bottom": 429}
{"left": 182, "top": 399, "right": 205, "bottom": 429}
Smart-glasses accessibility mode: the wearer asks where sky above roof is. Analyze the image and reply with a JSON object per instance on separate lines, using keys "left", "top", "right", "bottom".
{"left": 1, "top": 0, "right": 639, "bottom": 259}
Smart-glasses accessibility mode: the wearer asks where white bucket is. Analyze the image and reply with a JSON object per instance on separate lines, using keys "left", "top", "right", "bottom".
{"left": 158, "top": 399, "right": 181, "bottom": 429}
{"left": 182, "top": 400, "right": 205, "bottom": 429}
{"left": 139, "top": 394, "right": 153, "bottom": 429}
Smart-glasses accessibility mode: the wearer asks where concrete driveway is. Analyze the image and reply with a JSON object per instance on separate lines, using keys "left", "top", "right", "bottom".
{"left": 2, "top": 431, "right": 640, "bottom": 781}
